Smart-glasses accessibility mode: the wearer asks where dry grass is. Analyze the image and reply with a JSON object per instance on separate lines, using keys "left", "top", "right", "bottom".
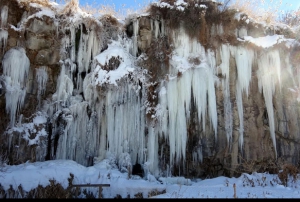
{"left": 18, "top": 0, "right": 54, "bottom": 11}
{"left": 148, "top": 0, "right": 210, "bottom": 39}
{"left": 228, "top": 0, "right": 289, "bottom": 24}
{"left": 80, "top": 0, "right": 150, "bottom": 20}
{"left": 279, "top": 9, "right": 300, "bottom": 27}
{"left": 18, "top": 0, "right": 52, "bottom": 7}
{"left": 81, "top": 2, "right": 121, "bottom": 18}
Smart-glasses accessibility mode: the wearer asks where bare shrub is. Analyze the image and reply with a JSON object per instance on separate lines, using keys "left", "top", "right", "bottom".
{"left": 278, "top": 164, "right": 298, "bottom": 187}
{"left": 99, "top": 14, "right": 123, "bottom": 41}
{"left": 227, "top": 0, "right": 288, "bottom": 24}
{"left": 224, "top": 155, "right": 280, "bottom": 178}
{"left": 148, "top": 189, "right": 166, "bottom": 198}
{"left": 59, "top": 0, "right": 80, "bottom": 16}
{"left": 25, "top": 173, "right": 75, "bottom": 198}
{"left": 279, "top": 9, "right": 300, "bottom": 27}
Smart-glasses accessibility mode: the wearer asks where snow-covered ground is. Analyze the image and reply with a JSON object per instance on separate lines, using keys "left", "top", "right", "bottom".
{"left": 0, "top": 159, "right": 299, "bottom": 198}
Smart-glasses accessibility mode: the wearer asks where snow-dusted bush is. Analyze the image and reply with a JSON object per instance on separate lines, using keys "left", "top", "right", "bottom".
{"left": 118, "top": 152, "right": 132, "bottom": 178}
{"left": 226, "top": 0, "right": 288, "bottom": 24}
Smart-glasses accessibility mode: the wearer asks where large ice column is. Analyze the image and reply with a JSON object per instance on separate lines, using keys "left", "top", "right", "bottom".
{"left": 131, "top": 19, "right": 139, "bottom": 57}
{"left": 0, "top": 5, "right": 8, "bottom": 51}
{"left": 104, "top": 84, "right": 146, "bottom": 167}
{"left": 52, "top": 68, "right": 99, "bottom": 165}
{"left": 51, "top": 65, "right": 99, "bottom": 164}
{"left": 146, "top": 126, "right": 159, "bottom": 177}
{"left": 231, "top": 46, "right": 254, "bottom": 149}
{"left": 157, "top": 26, "right": 218, "bottom": 167}
{"left": 152, "top": 18, "right": 165, "bottom": 39}
{"left": 2, "top": 47, "right": 30, "bottom": 128}
{"left": 219, "top": 44, "right": 233, "bottom": 145}
{"left": 257, "top": 50, "right": 282, "bottom": 158}
{"left": 52, "top": 64, "right": 74, "bottom": 112}
{"left": 76, "top": 27, "right": 101, "bottom": 93}
{"left": 55, "top": 99, "right": 98, "bottom": 165}
{"left": 166, "top": 74, "right": 189, "bottom": 166}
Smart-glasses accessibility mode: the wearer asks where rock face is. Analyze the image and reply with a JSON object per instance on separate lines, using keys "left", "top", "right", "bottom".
{"left": 1, "top": 0, "right": 300, "bottom": 179}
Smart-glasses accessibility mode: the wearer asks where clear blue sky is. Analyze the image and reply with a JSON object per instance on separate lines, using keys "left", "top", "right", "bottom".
{"left": 77, "top": 0, "right": 300, "bottom": 12}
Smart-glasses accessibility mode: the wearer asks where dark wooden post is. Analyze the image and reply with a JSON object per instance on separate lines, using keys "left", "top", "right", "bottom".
{"left": 99, "top": 186, "right": 103, "bottom": 198}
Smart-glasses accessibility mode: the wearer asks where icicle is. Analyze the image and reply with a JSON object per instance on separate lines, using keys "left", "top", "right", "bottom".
{"left": 146, "top": 126, "right": 159, "bottom": 177}
{"left": 101, "top": 84, "right": 146, "bottom": 169}
{"left": 83, "top": 72, "right": 94, "bottom": 105}
{"left": 36, "top": 66, "right": 48, "bottom": 110}
{"left": 205, "top": 51, "right": 218, "bottom": 137}
{"left": 236, "top": 85, "right": 244, "bottom": 148}
{"left": 230, "top": 46, "right": 254, "bottom": 149}
{"left": 157, "top": 85, "right": 168, "bottom": 138}
{"left": 75, "top": 24, "right": 85, "bottom": 93}
{"left": 131, "top": 19, "right": 139, "bottom": 57}
{"left": 219, "top": 44, "right": 233, "bottom": 144}
{"left": 53, "top": 64, "right": 73, "bottom": 111}
{"left": 232, "top": 46, "right": 254, "bottom": 97}
{"left": 2, "top": 47, "right": 29, "bottom": 87}
{"left": 5, "top": 86, "right": 26, "bottom": 128}
{"left": 166, "top": 72, "right": 192, "bottom": 165}
{"left": 166, "top": 78, "right": 178, "bottom": 166}
{"left": 192, "top": 65, "right": 218, "bottom": 137}
{"left": 76, "top": 24, "right": 84, "bottom": 72}
{"left": 1, "top": 6, "right": 8, "bottom": 28}
{"left": 2, "top": 47, "right": 30, "bottom": 127}
{"left": 55, "top": 108, "right": 73, "bottom": 160}
{"left": 70, "top": 27, "right": 76, "bottom": 62}
{"left": 154, "top": 20, "right": 160, "bottom": 39}
{"left": 257, "top": 50, "right": 281, "bottom": 158}
{"left": 160, "top": 25, "right": 218, "bottom": 167}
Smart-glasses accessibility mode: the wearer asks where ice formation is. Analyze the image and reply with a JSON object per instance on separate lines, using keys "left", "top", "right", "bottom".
{"left": 219, "top": 44, "right": 233, "bottom": 145}
{"left": 157, "top": 26, "right": 218, "bottom": 166}
{"left": 231, "top": 46, "right": 254, "bottom": 149}
{"left": 36, "top": 66, "right": 48, "bottom": 109}
{"left": 0, "top": 5, "right": 8, "bottom": 53}
{"left": 257, "top": 50, "right": 282, "bottom": 158}
{"left": 60, "top": 22, "right": 102, "bottom": 95}
{"left": 2, "top": 47, "right": 30, "bottom": 128}
{"left": 0, "top": 5, "right": 8, "bottom": 28}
